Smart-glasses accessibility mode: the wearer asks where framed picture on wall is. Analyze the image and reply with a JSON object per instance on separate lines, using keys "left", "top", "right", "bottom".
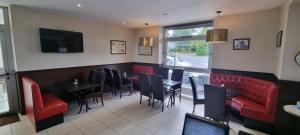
{"left": 233, "top": 38, "right": 250, "bottom": 50}
{"left": 276, "top": 30, "right": 283, "bottom": 48}
{"left": 110, "top": 40, "right": 126, "bottom": 54}
{"left": 138, "top": 46, "right": 152, "bottom": 56}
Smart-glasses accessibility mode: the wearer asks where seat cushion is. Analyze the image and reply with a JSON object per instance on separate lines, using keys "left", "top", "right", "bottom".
{"left": 36, "top": 94, "right": 67, "bottom": 121}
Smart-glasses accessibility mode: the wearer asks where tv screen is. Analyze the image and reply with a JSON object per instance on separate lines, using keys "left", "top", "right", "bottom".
{"left": 39, "top": 28, "right": 83, "bottom": 53}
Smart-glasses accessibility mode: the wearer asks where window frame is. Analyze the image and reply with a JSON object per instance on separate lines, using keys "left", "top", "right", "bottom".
{"left": 163, "top": 21, "right": 213, "bottom": 73}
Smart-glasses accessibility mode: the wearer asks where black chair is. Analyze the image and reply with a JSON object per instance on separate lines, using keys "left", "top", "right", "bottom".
{"left": 204, "top": 84, "right": 227, "bottom": 123}
{"left": 157, "top": 67, "right": 169, "bottom": 79}
{"left": 189, "top": 77, "right": 205, "bottom": 114}
{"left": 138, "top": 73, "right": 152, "bottom": 107}
{"left": 150, "top": 74, "right": 172, "bottom": 112}
{"left": 171, "top": 68, "right": 184, "bottom": 102}
{"left": 84, "top": 70, "right": 106, "bottom": 106}
{"left": 112, "top": 69, "right": 132, "bottom": 98}
{"left": 182, "top": 113, "right": 229, "bottom": 135}
{"left": 104, "top": 68, "right": 114, "bottom": 93}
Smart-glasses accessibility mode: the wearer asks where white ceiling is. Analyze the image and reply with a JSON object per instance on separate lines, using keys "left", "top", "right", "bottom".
{"left": 0, "top": 0, "right": 285, "bottom": 28}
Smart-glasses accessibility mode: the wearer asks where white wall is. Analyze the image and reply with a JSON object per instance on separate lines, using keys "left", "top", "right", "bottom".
{"left": 10, "top": 6, "right": 134, "bottom": 71}
{"left": 132, "top": 26, "right": 163, "bottom": 64}
{"left": 279, "top": 2, "right": 300, "bottom": 81}
{"left": 212, "top": 8, "right": 280, "bottom": 74}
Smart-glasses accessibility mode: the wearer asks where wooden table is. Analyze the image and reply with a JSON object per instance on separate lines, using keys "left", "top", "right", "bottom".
{"left": 59, "top": 80, "right": 100, "bottom": 114}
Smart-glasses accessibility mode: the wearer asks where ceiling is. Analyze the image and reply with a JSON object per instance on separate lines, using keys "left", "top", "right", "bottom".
{"left": 1, "top": 0, "right": 285, "bottom": 28}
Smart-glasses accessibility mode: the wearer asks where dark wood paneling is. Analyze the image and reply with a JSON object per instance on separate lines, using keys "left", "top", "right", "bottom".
{"left": 274, "top": 80, "right": 300, "bottom": 135}
{"left": 211, "top": 68, "right": 279, "bottom": 84}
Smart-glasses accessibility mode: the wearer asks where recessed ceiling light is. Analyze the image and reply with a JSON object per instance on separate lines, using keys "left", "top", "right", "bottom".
{"left": 122, "top": 22, "right": 126, "bottom": 25}
{"left": 77, "top": 4, "right": 82, "bottom": 7}
{"left": 163, "top": 13, "right": 168, "bottom": 16}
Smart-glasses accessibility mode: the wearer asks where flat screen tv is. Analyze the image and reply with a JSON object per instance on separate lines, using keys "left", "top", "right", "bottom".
{"left": 39, "top": 28, "right": 83, "bottom": 53}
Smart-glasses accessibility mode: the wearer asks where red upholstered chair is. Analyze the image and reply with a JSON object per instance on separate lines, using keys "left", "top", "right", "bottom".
{"left": 210, "top": 73, "right": 279, "bottom": 124}
{"left": 22, "top": 77, "right": 67, "bottom": 132}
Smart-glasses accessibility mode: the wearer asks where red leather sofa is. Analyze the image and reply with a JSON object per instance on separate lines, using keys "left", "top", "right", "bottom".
{"left": 210, "top": 73, "right": 279, "bottom": 124}
{"left": 132, "top": 64, "right": 154, "bottom": 89}
{"left": 22, "top": 77, "right": 67, "bottom": 132}
{"left": 133, "top": 64, "right": 154, "bottom": 75}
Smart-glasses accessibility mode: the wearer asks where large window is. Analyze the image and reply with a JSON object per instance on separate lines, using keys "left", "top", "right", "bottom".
{"left": 164, "top": 22, "right": 213, "bottom": 72}
{"left": 164, "top": 22, "right": 213, "bottom": 96}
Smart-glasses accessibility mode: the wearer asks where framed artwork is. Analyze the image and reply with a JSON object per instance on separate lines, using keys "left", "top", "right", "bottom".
{"left": 110, "top": 40, "right": 126, "bottom": 54}
{"left": 138, "top": 46, "right": 152, "bottom": 56}
{"left": 276, "top": 30, "right": 283, "bottom": 48}
{"left": 233, "top": 38, "right": 250, "bottom": 50}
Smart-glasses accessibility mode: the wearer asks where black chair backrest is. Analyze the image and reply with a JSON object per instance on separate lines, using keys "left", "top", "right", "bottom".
{"left": 112, "top": 69, "right": 122, "bottom": 89}
{"left": 104, "top": 68, "right": 114, "bottom": 87}
{"left": 95, "top": 71, "right": 106, "bottom": 92}
{"left": 189, "top": 77, "right": 198, "bottom": 101}
{"left": 204, "top": 84, "right": 226, "bottom": 122}
{"left": 138, "top": 73, "right": 152, "bottom": 97}
{"left": 150, "top": 75, "right": 165, "bottom": 101}
{"left": 171, "top": 68, "right": 184, "bottom": 82}
{"left": 158, "top": 67, "right": 169, "bottom": 79}
{"left": 182, "top": 113, "right": 229, "bottom": 135}
{"left": 88, "top": 70, "right": 97, "bottom": 83}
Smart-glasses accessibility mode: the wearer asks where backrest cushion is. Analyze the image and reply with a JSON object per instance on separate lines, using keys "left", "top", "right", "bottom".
{"left": 133, "top": 65, "right": 154, "bottom": 75}
{"left": 22, "top": 77, "right": 44, "bottom": 111}
{"left": 210, "top": 73, "right": 278, "bottom": 105}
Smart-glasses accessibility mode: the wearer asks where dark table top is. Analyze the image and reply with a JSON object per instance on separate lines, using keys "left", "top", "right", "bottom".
{"left": 225, "top": 88, "right": 240, "bottom": 97}
{"left": 59, "top": 80, "right": 100, "bottom": 93}
{"left": 163, "top": 79, "right": 181, "bottom": 87}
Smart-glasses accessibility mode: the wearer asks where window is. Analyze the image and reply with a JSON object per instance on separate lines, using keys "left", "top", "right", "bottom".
{"left": 0, "top": 8, "right": 4, "bottom": 25}
{"left": 164, "top": 22, "right": 213, "bottom": 96}
{"left": 164, "top": 22, "right": 213, "bottom": 72}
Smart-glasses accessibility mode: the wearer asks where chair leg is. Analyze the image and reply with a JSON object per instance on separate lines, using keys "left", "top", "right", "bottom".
{"left": 162, "top": 102, "right": 164, "bottom": 112}
{"left": 120, "top": 89, "right": 122, "bottom": 99}
{"left": 148, "top": 97, "right": 151, "bottom": 107}
{"left": 140, "top": 95, "right": 142, "bottom": 104}
{"left": 167, "top": 96, "right": 172, "bottom": 107}
{"left": 152, "top": 98, "right": 155, "bottom": 108}
{"left": 77, "top": 99, "right": 83, "bottom": 114}
{"left": 179, "top": 88, "right": 182, "bottom": 102}
{"left": 96, "top": 97, "right": 98, "bottom": 103}
{"left": 192, "top": 104, "right": 195, "bottom": 114}
{"left": 100, "top": 95, "right": 104, "bottom": 106}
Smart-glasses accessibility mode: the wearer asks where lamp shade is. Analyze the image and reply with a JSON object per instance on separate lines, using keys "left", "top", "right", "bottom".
{"left": 139, "top": 37, "right": 153, "bottom": 46}
{"left": 206, "top": 29, "right": 228, "bottom": 43}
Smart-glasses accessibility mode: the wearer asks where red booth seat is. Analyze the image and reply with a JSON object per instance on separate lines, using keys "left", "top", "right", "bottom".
{"left": 210, "top": 73, "right": 279, "bottom": 124}
{"left": 133, "top": 64, "right": 154, "bottom": 75}
{"left": 22, "top": 77, "right": 67, "bottom": 131}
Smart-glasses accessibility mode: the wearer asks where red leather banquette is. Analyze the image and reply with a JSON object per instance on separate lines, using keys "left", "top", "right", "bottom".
{"left": 22, "top": 77, "right": 67, "bottom": 131}
{"left": 210, "top": 73, "right": 279, "bottom": 124}
{"left": 133, "top": 64, "right": 154, "bottom": 75}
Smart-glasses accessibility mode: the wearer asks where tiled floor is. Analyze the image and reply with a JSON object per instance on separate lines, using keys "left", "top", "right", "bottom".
{"left": 0, "top": 92, "right": 269, "bottom": 135}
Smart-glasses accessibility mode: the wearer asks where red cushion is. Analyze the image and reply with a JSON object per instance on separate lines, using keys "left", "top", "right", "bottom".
{"left": 210, "top": 73, "right": 279, "bottom": 123}
{"left": 133, "top": 65, "right": 154, "bottom": 75}
{"left": 36, "top": 94, "right": 67, "bottom": 121}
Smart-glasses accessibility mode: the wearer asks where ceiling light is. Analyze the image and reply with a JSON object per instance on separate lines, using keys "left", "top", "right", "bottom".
{"left": 163, "top": 13, "right": 168, "bottom": 16}
{"left": 122, "top": 22, "right": 126, "bottom": 25}
{"left": 77, "top": 4, "right": 82, "bottom": 7}
{"left": 206, "top": 11, "right": 228, "bottom": 44}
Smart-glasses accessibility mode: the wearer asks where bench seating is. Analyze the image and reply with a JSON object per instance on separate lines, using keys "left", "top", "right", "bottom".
{"left": 210, "top": 73, "right": 279, "bottom": 124}
{"left": 22, "top": 77, "right": 67, "bottom": 132}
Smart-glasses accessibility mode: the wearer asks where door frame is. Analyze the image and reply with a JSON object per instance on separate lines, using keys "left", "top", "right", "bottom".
{"left": 0, "top": 6, "right": 19, "bottom": 116}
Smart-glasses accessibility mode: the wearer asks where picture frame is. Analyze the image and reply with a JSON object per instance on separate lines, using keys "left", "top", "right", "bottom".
{"left": 233, "top": 38, "right": 250, "bottom": 50}
{"left": 276, "top": 30, "right": 283, "bottom": 48}
{"left": 138, "top": 46, "right": 152, "bottom": 56}
{"left": 110, "top": 40, "right": 126, "bottom": 54}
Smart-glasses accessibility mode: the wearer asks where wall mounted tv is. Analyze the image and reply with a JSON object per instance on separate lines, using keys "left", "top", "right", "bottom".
{"left": 39, "top": 28, "right": 84, "bottom": 53}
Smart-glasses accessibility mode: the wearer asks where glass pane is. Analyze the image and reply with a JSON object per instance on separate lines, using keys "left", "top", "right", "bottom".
{"left": 181, "top": 71, "right": 210, "bottom": 97}
{"left": 0, "top": 77, "right": 9, "bottom": 113}
{"left": 166, "top": 40, "right": 209, "bottom": 69}
{"left": 0, "top": 35, "right": 4, "bottom": 74}
{"left": 0, "top": 8, "right": 4, "bottom": 25}
{"left": 166, "top": 27, "right": 212, "bottom": 37}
